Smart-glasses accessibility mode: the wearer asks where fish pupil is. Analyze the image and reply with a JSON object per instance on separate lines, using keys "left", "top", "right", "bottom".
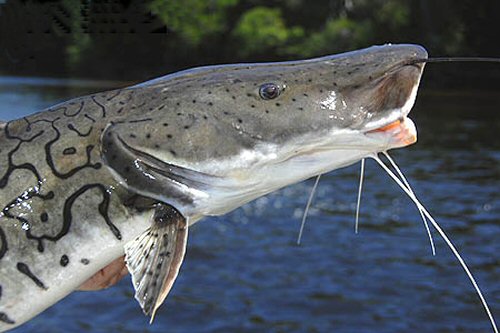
{"left": 259, "top": 83, "right": 280, "bottom": 100}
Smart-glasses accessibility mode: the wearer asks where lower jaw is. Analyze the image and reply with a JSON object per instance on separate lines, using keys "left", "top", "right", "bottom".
{"left": 366, "top": 117, "right": 417, "bottom": 149}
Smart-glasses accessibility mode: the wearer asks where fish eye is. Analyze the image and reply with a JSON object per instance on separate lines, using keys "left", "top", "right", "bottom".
{"left": 259, "top": 83, "right": 280, "bottom": 100}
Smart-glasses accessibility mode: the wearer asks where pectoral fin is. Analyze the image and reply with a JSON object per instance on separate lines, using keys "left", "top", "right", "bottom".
{"left": 124, "top": 203, "right": 188, "bottom": 322}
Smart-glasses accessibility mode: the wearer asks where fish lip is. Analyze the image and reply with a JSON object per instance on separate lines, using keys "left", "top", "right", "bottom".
{"left": 361, "top": 109, "right": 407, "bottom": 133}
{"left": 364, "top": 117, "right": 417, "bottom": 148}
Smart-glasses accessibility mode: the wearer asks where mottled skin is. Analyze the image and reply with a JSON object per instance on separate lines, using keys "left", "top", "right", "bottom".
{"left": 0, "top": 44, "right": 426, "bottom": 330}
{"left": 0, "top": 91, "right": 154, "bottom": 328}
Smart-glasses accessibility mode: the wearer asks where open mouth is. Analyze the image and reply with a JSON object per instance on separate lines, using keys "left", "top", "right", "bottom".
{"left": 366, "top": 117, "right": 417, "bottom": 148}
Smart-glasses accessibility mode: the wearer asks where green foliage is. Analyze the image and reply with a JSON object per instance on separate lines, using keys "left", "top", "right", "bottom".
{"left": 2, "top": 0, "right": 500, "bottom": 86}
{"left": 62, "top": 0, "right": 91, "bottom": 70}
{"left": 149, "top": 0, "right": 238, "bottom": 45}
{"left": 232, "top": 7, "right": 303, "bottom": 56}
{"left": 376, "top": 0, "right": 410, "bottom": 30}
{"left": 291, "top": 17, "right": 372, "bottom": 57}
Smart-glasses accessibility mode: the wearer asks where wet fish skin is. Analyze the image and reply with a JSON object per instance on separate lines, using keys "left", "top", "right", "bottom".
{"left": 0, "top": 44, "right": 426, "bottom": 330}
{"left": 0, "top": 92, "right": 153, "bottom": 329}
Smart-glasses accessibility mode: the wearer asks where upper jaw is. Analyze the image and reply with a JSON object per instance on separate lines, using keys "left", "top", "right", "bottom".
{"left": 360, "top": 61, "right": 423, "bottom": 133}
{"left": 359, "top": 63, "right": 423, "bottom": 149}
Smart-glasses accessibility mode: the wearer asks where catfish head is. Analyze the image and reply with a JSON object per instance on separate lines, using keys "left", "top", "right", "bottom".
{"left": 101, "top": 44, "right": 427, "bottom": 223}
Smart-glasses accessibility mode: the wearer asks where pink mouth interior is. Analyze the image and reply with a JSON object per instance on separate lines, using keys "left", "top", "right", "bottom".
{"left": 368, "top": 118, "right": 417, "bottom": 147}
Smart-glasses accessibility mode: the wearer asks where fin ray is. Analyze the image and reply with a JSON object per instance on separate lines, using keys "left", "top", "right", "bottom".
{"left": 124, "top": 203, "right": 188, "bottom": 320}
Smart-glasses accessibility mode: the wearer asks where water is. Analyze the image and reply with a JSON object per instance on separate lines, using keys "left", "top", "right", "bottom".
{"left": 1, "top": 77, "right": 499, "bottom": 333}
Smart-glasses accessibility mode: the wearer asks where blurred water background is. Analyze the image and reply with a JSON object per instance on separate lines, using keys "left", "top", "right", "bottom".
{"left": 0, "top": 75, "right": 498, "bottom": 333}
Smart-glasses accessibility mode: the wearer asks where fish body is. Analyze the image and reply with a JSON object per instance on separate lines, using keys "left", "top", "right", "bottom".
{"left": 0, "top": 44, "right": 426, "bottom": 330}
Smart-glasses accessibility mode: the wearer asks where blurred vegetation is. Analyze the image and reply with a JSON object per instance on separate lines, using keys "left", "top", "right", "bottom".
{"left": 0, "top": 0, "right": 500, "bottom": 88}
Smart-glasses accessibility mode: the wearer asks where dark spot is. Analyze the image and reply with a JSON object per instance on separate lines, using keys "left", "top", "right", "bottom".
{"left": 225, "top": 88, "right": 230, "bottom": 92}
{"left": 167, "top": 134, "right": 172, "bottom": 139}
{"left": 162, "top": 123, "right": 168, "bottom": 127}
{"left": 0, "top": 312, "right": 15, "bottom": 324}
{"left": 347, "top": 71, "right": 352, "bottom": 75}
{"left": 232, "top": 96, "right": 236, "bottom": 100}
{"left": 308, "top": 79, "right": 312, "bottom": 82}
{"left": 40, "top": 212, "right": 48, "bottom": 222}
{"left": 250, "top": 105, "right": 255, "bottom": 108}
{"left": 60, "top": 255, "right": 69, "bottom": 267}
{"left": 333, "top": 82, "right": 338, "bottom": 87}
{"left": 170, "top": 150, "right": 177, "bottom": 156}
{"left": 146, "top": 133, "right": 151, "bottom": 139}
{"left": 208, "top": 91, "right": 212, "bottom": 94}
{"left": 275, "top": 103, "right": 281, "bottom": 107}
{"left": 176, "top": 102, "right": 180, "bottom": 106}
{"left": 265, "top": 110, "right": 269, "bottom": 114}
{"left": 158, "top": 105, "right": 165, "bottom": 110}
{"left": 319, "top": 89, "right": 324, "bottom": 93}
{"left": 292, "top": 98, "right": 296, "bottom": 102}
{"left": 246, "top": 93, "right": 252, "bottom": 97}
{"left": 303, "top": 93, "right": 309, "bottom": 97}
{"left": 129, "top": 133, "right": 136, "bottom": 138}
{"left": 192, "top": 99, "right": 196, "bottom": 104}
{"left": 62, "top": 147, "right": 76, "bottom": 155}
{"left": 154, "top": 144, "right": 160, "bottom": 149}
{"left": 16, "top": 262, "right": 47, "bottom": 290}
{"left": 368, "top": 75, "right": 373, "bottom": 80}
{"left": 237, "top": 118, "right": 243, "bottom": 123}
{"left": 80, "top": 258, "right": 90, "bottom": 265}
{"left": 177, "top": 112, "right": 182, "bottom": 116}
{"left": 203, "top": 115, "right": 208, "bottom": 120}
{"left": 184, "top": 125, "right": 189, "bottom": 129}
{"left": 223, "top": 111, "right": 229, "bottom": 115}
{"left": 124, "top": 166, "right": 131, "bottom": 173}
{"left": 298, "top": 107, "right": 304, "bottom": 111}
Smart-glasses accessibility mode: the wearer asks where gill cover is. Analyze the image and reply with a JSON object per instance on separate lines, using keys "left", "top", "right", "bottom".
{"left": 100, "top": 123, "right": 219, "bottom": 218}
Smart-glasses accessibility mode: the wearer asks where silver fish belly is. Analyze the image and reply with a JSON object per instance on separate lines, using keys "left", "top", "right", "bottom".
{"left": 0, "top": 44, "right": 427, "bottom": 330}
